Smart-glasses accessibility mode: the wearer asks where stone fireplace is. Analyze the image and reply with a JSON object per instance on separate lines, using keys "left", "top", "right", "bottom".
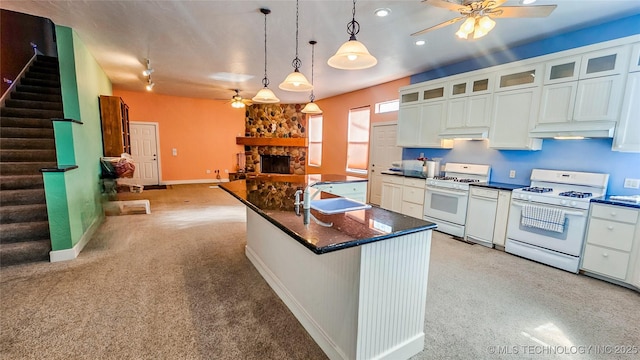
{"left": 240, "top": 103, "right": 307, "bottom": 175}
{"left": 260, "top": 154, "right": 291, "bottom": 174}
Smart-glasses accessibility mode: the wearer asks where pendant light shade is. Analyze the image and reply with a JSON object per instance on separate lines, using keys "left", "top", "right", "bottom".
{"left": 302, "top": 40, "right": 322, "bottom": 114}
{"left": 328, "top": 0, "right": 377, "bottom": 70}
{"left": 279, "top": 0, "right": 313, "bottom": 92}
{"left": 253, "top": 8, "right": 280, "bottom": 104}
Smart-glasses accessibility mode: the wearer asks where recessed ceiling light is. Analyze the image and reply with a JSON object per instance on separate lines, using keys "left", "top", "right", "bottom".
{"left": 210, "top": 72, "right": 253, "bottom": 82}
{"left": 374, "top": 8, "right": 391, "bottom": 17}
{"left": 521, "top": 0, "right": 537, "bottom": 4}
{"left": 415, "top": 40, "right": 426, "bottom": 46}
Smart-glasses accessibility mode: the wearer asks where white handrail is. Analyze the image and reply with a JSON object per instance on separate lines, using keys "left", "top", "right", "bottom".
{"left": 0, "top": 53, "right": 38, "bottom": 106}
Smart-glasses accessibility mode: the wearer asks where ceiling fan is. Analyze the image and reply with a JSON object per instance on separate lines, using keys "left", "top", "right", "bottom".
{"left": 229, "top": 89, "right": 252, "bottom": 108}
{"left": 412, "top": 0, "right": 557, "bottom": 40}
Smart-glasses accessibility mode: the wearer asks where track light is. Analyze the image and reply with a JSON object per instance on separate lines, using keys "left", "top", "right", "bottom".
{"left": 146, "top": 78, "right": 154, "bottom": 91}
{"left": 143, "top": 58, "right": 154, "bottom": 76}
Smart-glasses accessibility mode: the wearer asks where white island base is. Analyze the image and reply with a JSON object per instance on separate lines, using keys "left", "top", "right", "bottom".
{"left": 245, "top": 209, "right": 432, "bottom": 360}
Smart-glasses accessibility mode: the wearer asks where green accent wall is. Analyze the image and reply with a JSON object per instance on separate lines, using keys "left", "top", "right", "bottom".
{"left": 44, "top": 25, "right": 112, "bottom": 251}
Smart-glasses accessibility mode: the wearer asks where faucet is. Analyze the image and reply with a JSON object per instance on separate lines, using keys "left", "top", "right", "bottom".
{"left": 302, "top": 182, "right": 320, "bottom": 210}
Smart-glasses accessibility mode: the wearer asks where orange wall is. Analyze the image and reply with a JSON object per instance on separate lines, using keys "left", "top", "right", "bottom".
{"left": 313, "top": 77, "right": 410, "bottom": 177}
{"left": 113, "top": 88, "right": 245, "bottom": 181}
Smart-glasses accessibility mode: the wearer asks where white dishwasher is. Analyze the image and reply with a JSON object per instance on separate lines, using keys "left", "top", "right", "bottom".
{"left": 465, "top": 186, "right": 498, "bottom": 247}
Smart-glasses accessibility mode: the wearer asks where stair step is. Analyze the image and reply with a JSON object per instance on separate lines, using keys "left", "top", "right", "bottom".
{"left": 27, "top": 67, "right": 60, "bottom": 77}
{"left": 0, "top": 240, "right": 50, "bottom": 266}
{"left": 0, "top": 117, "right": 54, "bottom": 129}
{"left": 24, "top": 71, "right": 60, "bottom": 82}
{"left": 20, "top": 78, "right": 60, "bottom": 88}
{"left": 36, "top": 55, "right": 59, "bottom": 63}
{"left": 0, "top": 127, "right": 54, "bottom": 138}
{"left": 0, "top": 175, "right": 44, "bottom": 190}
{"left": 9, "top": 91, "right": 62, "bottom": 103}
{"left": 0, "top": 221, "right": 50, "bottom": 244}
{"left": 0, "top": 149, "right": 56, "bottom": 162}
{"left": 0, "top": 188, "right": 46, "bottom": 206}
{"left": 0, "top": 204, "right": 48, "bottom": 224}
{"left": 0, "top": 138, "right": 55, "bottom": 150}
{"left": 4, "top": 99, "right": 63, "bottom": 111}
{"left": 0, "top": 162, "right": 56, "bottom": 175}
{"left": 15, "top": 85, "right": 61, "bottom": 95}
{"left": 0, "top": 107, "right": 63, "bottom": 119}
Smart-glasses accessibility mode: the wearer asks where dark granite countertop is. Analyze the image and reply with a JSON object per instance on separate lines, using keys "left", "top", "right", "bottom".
{"left": 220, "top": 174, "right": 436, "bottom": 254}
{"left": 470, "top": 182, "right": 527, "bottom": 191}
{"left": 591, "top": 196, "right": 640, "bottom": 209}
{"left": 380, "top": 170, "right": 427, "bottom": 179}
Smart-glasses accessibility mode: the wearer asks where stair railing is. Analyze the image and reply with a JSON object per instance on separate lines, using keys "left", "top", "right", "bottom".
{"left": 0, "top": 43, "right": 40, "bottom": 107}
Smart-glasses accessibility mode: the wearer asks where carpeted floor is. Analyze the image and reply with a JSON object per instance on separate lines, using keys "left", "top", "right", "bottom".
{"left": 1, "top": 184, "right": 638, "bottom": 359}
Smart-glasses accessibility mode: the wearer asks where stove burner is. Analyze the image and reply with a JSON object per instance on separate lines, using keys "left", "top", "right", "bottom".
{"left": 455, "top": 179, "right": 480, "bottom": 183}
{"left": 559, "top": 191, "right": 593, "bottom": 198}
{"left": 521, "top": 187, "right": 553, "bottom": 193}
{"left": 433, "top": 176, "right": 458, "bottom": 180}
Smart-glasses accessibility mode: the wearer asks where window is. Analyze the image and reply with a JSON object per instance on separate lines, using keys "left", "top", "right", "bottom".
{"left": 346, "top": 107, "right": 370, "bottom": 174}
{"left": 308, "top": 115, "right": 323, "bottom": 167}
{"left": 374, "top": 99, "right": 399, "bottom": 114}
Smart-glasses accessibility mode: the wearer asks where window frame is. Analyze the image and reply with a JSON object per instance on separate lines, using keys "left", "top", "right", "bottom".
{"left": 346, "top": 106, "right": 371, "bottom": 175}
{"left": 307, "top": 114, "right": 323, "bottom": 167}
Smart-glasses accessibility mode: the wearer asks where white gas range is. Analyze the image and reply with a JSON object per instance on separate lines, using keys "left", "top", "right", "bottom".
{"left": 506, "top": 169, "right": 609, "bottom": 273}
{"left": 424, "top": 163, "right": 491, "bottom": 238}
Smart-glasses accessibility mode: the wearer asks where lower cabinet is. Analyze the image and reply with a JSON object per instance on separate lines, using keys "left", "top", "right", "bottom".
{"left": 316, "top": 182, "right": 367, "bottom": 203}
{"left": 381, "top": 175, "right": 426, "bottom": 219}
{"left": 381, "top": 175, "right": 403, "bottom": 213}
{"left": 465, "top": 186, "right": 512, "bottom": 248}
{"left": 581, "top": 203, "right": 640, "bottom": 289}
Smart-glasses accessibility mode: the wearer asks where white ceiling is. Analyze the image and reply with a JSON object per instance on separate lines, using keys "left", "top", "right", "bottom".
{"left": 2, "top": 1, "right": 639, "bottom": 103}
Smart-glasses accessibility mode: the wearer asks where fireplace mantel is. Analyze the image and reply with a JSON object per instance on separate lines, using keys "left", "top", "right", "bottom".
{"left": 236, "top": 137, "right": 307, "bottom": 147}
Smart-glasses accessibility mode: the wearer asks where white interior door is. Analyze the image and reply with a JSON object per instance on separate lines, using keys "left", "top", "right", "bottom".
{"left": 130, "top": 122, "right": 160, "bottom": 185}
{"left": 368, "top": 122, "right": 402, "bottom": 205}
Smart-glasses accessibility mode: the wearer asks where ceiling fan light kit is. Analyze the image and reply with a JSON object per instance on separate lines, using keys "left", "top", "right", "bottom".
{"left": 279, "top": 0, "right": 313, "bottom": 91}
{"left": 328, "top": 0, "right": 377, "bottom": 70}
{"left": 252, "top": 8, "right": 280, "bottom": 104}
{"left": 231, "top": 90, "right": 246, "bottom": 108}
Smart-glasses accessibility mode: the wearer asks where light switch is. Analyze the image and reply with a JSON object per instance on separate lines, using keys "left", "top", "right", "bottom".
{"left": 172, "top": 148, "right": 177, "bottom": 156}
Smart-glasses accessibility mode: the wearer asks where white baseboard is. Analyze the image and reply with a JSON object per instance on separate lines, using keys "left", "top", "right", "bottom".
{"left": 49, "top": 213, "right": 104, "bottom": 262}
{"left": 162, "top": 178, "right": 230, "bottom": 185}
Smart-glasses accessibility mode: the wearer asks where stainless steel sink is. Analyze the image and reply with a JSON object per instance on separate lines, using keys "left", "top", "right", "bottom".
{"left": 310, "top": 198, "right": 371, "bottom": 215}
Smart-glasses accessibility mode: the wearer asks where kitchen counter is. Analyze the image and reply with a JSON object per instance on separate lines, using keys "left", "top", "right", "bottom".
{"left": 380, "top": 170, "right": 427, "bottom": 179}
{"left": 591, "top": 196, "right": 640, "bottom": 209}
{"left": 220, "top": 174, "right": 435, "bottom": 254}
{"left": 220, "top": 174, "right": 435, "bottom": 360}
{"left": 470, "top": 182, "right": 527, "bottom": 191}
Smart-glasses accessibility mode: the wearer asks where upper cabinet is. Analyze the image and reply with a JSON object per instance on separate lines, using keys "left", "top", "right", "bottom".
{"left": 489, "top": 85, "right": 543, "bottom": 150}
{"left": 99, "top": 95, "right": 131, "bottom": 157}
{"left": 613, "top": 43, "right": 640, "bottom": 152}
{"left": 495, "top": 65, "right": 542, "bottom": 92}
{"left": 629, "top": 42, "right": 640, "bottom": 72}
{"left": 441, "top": 74, "right": 493, "bottom": 138}
{"left": 533, "top": 46, "right": 629, "bottom": 138}
{"left": 397, "top": 84, "right": 453, "bottom": 148}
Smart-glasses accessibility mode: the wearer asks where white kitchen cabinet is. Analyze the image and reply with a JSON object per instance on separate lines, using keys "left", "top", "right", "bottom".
{"left": 489, "top": 86, "right": 543, "bottom": 150}
{"left": 492, "top": 190, "right": 512, "bottom": 247}
{"left": 465, "top": 187, "right": 498, "bottom": 247}
{"left": 397, "top": 101, "right": 452, "bottom": 148}
{"left": 572, "top": 75, "right": 624, "bottom": 122}
{"left": 581, "top": 203, "right": 640, "bottom": 288}
{"left": 613, "top": 70, "right": 640, "bottom": 152}
{"left": 401, "top": 177, "right": 426, "bottom": 219}
{"left": 318, "top": 182, "right": 367, "bottom": 203}
{"left": 629, "top": 43, "right": 640, "bottom": 72}
{"left": 444, "top": 94, "right": 492, "bottom": 131}
{"left": 397, "top": 104, "right": 422, "bottom": 146}
{"left": 579, "top": 46, "right": 629, "bottom": 79}
{"left": 421, "top": 82, "right": 448, "bottom": 102}
{"left": 381, "top": 175, "right": 403, "bottom": 213}
{"left": 494, "top": 65, "right": 543, "bottom": 92}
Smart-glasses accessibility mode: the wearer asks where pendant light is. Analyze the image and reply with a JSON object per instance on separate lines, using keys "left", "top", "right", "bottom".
{"left": 302, "top": 41, "right": 322, "bottom": 114}
{"left": 252, "top": 8, "right": 280, "bottom": 104}
{"left": 327, "top": 0, "right": 377, "bottom": 70}
{"left": 279, "top": 0, "right": 313, "bottom": 92}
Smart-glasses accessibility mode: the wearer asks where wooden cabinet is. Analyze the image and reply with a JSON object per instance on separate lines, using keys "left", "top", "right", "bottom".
{"left": 581, "top": 203, "right": 640, "bottom": 288}
{"left": 381, "top": 175, "right": 403, "bottom": 213}
{"left": 489, "top": 86, "right": 542, "bottom": 150}
{"left": 99, "top": 95, "right": 131, "bottom": 156}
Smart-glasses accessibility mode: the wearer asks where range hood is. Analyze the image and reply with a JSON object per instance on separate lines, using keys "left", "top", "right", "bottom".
{"left": 529, "top": 121, "right": 616, "bottom": 139}
{"left": 438, "top": 127, "right": 489, "bottom": 140}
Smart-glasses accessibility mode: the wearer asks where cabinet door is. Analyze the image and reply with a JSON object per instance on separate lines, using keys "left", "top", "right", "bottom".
{"left": 420, "top": 101, "right": 452, "bottom": 148}
{"left": 397, "top": 104, "right": 421, "bottom": 146}
{"left": 381, "top": 183, "right": 403, "bottom": 213}
{"left": 579, "top": 46, "right": 629, "bottom": 79}
{"left": 489, "top": 87, "right": 543, "bottom": 150}
{"left": 495, "top": 65, "right": 542, "bottom": 92}
{"left": 492, "top": 190, "right": 512, "bottom": 247}
{"left": 613, "top": 71, "right": 640, "bottom": 152}
{"left": 422, "top": 83, "right": 448, "bottom": 102}
{"left": 573, "top": 75, "right": 624, "bottom": 122}
{"left": 466, "top": 94, "right": 492, "bottom": 127}
{"left": 629, "top": 43, "right": 640, "bottom": 72}
{"left": 544, "top": 56, "right": 580, "bottom": 85}
{"left": 400, "top": 89, "right": 421, "bottom": 105}
{"left": 465, "top": 193, "right": 498, "bottom": 244}
{"left": 538, "top": 81, "right": 578, "bottom": 124}
{"left": 445, "top": 97, "right": 467, "bottom": 129}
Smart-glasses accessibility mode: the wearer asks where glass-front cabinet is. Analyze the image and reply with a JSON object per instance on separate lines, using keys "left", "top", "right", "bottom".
{"left": 422, "top": 82, "right": 448, "bottom": 102}
{"left": 495, "top": 64, "right": 543, "bottom": 92}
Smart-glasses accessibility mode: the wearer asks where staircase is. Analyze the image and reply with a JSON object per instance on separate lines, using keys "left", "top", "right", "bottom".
{"left": 0, "top": 55, "right": 62, "bottom": 266}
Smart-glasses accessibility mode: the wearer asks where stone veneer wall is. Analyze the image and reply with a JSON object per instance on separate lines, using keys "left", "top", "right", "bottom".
{"left": 244, "top": 104, "right": 307, "bottom": 175}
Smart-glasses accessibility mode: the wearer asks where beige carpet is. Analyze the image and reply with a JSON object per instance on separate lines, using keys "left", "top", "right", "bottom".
{"left": 1, "top": 184, "right": 638, "bottom": 359}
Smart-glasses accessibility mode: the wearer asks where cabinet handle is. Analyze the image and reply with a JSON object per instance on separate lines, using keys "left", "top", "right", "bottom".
{"left": 607, "top": 225, "right": 614, "bottom": 230}
{"left": 610, "top": 212, "right": 617, "bottom": 217}
{"left": 602, "top": 253, "right": 609, "bottom": 258}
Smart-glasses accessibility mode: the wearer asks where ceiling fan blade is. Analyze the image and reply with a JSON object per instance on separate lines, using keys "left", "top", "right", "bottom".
{"left": 486, "top": 0, "right": 508, "bottom": 8}
{"left": 492, "top": 5, "right": 557, "bottom": 18}
{"left": 412, "top": 16, "right": 465, "bottom": 36}
{"left": 423, "top": 0, "right": 468, "bottom": 12}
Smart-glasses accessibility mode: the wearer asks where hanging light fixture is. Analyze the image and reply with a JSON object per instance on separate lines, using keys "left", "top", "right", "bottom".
{"left": 279, "top": 0, "right": 313, "bottom": 92}
{"left": 252, "top": 8, "right": 280, "bottom": 104}
{"left": 328, "top": 0, "right": 377, "bottom": 70}
{"left": 142, "top": 58, "right": 154, "bottom": 76}
{"left": 231, "top": 89, "right": 245, "bottom": 109}
{"left": 145, "top": 77, "right": 155, "bottom": 91}
{"left": 455, "top": 15, "right": 496, "bottom": 40}
{"left": 302, "top": 41, "right": 322, "bottom": 114}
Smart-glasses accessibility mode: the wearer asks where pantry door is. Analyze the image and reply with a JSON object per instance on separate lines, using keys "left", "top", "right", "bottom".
{"left": 130, "top": 122, "right": 160, "bottom": 185}
{"left": 368, "top": 122, "right": 402, "bottom": 205}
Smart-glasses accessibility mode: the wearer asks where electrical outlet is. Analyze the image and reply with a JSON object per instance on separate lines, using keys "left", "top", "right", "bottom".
{"left": 206, "top": 169, "right": 211, "bottom": 174}
{"left": 225, "top": 169, "right": 229, "bottom": 173}
{"left": 624, "top": 178, "right": 640, "bottom": 189}
{"left": 172, "top": 148, "right": 177, "bottom": 156}
{"left": 509, "top": 170, "right": 516, "bottom": 178}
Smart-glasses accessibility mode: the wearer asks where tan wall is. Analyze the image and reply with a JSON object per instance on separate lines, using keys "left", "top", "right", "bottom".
{"left": 113, "top": 88, "right": 244, "bottom": 181}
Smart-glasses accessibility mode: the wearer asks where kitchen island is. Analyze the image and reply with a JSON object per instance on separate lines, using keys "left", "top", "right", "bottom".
{"left": 220, "top": 174, "right": 436, "bottom": 360}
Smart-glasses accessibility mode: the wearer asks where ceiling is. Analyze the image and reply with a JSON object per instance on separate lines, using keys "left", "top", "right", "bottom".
{"left": 2, "top": 1, "right": 639, "bottom": 104}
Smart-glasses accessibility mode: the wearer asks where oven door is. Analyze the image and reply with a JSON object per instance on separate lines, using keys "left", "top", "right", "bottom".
{"left": 424, "top": 186, "right": 469, "bottom": 225}
{"left": 506, "top": 199, "right": 588, "bottom": 256}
